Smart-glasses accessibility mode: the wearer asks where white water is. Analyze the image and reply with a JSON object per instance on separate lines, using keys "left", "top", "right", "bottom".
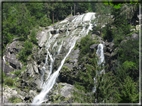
{"left": 93, "top": 43, "right": 105, "bottom": 93}
{"left": 32, "top": 37, "right": 77, "bottom": 105}
{"left": 96, "top": 43, "right": 104, "bottom": 65}
{"left": 32, "top": 12, "right": 96, "bottom": 105}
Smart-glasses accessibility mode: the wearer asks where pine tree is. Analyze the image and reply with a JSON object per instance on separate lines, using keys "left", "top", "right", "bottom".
{"left": 116, "top": 76, "right": 139, "bottom": 103}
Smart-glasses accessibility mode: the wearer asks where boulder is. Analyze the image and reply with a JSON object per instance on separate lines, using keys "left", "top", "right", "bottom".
{"left": 131, "top": 33, "right": 138, "bottom": 40}
{"left": 3, "top": 62, "right": 14, "bottom": 74}
{"left": 4, "top": 41, "right": 23, "bottom": 71}
{"left": 3, "top": 86, "right": 23, "bottom": 103}
{"left": 33, "top": 61, "right": 39, "bottom": 74}
{"left": 60, "top": 83, "right": 74, "bottom": 98}
{"left": 109, "top": 42, "right": 115, "bottom": 49}
{"left": 68, "top": 49, "right": 80, "bottom": 65}
{"left": 5, "top": 56, "right": 22, "bottom": 69}
{"left": 27, "top": 64, "right": 34, "bottom": 77}
{"left": 6, "top": 41, "right": 22, "bottom": 54}
{"left": 37, "top": 31, "right": 48, "bottom": 47}
{"left": 90, "top": 44, "right": 98, "bottom": 52}
{"left": 104, "top": 52, "right": 111, "bottom": 59}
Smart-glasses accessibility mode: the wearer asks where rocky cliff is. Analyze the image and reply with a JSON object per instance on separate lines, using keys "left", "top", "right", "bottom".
{"left": 2, "top": 12, "right": 139, "bottom": 105}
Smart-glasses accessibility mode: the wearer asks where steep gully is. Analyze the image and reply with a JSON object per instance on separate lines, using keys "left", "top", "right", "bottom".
{"left": 31, "top": 12, "right": 104, "bottom": 105}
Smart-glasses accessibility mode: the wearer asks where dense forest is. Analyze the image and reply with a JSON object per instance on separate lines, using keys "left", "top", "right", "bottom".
{"left": 2, "top": 1, "right": 141, "bottom": 105}
{"left": 2, "top": 2, "right": 95, "bottom": 48}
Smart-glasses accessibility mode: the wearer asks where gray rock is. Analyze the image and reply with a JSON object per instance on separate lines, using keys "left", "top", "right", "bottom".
{"left": 3, "top": 86, "right": 23, "bottom": 103}
{"left": 33, "top": 61, "right": 39, "bottom": 74}
{"left": 64, "top": 63, "right": 74, "bottom": 70}
{"left": 27, "top": 63, "right": 34, "bottom": 77}
{"left": 69, "top": 49, "right": 80, "bottom": 62}
{"left": 34, "top": 77, "right": 42, "bottom": 90}
{"left": 60, "top": 83, "right": 74, "bottom": 98}
{"left": 104, "top": 52, "right": 111, "bottom": 58}
{"left": 109, "top": 42, "right": 114, "bottom": 48}
{"left": 3, "top": 62, "right": 14, "bottom": 74}
{"left": 37, "top": 31, "right": 48, "bottom": 47}
{"left": 131, "top": 33, "right": 138, "bottom": 40}
{"left": 90, "top": 44, "right": 98, "bottom": 51}
{"left": 105, "top": 41, "right": 110, "bottom": 47}
{"left": 6, "top": 41, "right": 22, "bottom": 54}
{"left": 4, "top": 41, "right": 23, "bottom": 71}
{"left": 5, "top": 57, "right": 22, "bottom": 69}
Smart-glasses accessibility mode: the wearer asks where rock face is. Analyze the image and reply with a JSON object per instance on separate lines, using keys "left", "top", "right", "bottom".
{"left": 3, "top": 86, "right": 23, "bottom": 103}
{"left": 60, "top": 83, "right": 74, "bottom": 98}
{"left": 59, "top": 48, "right": 80, "bottom": 84}
{"left": 48, "top": 83, "right": 74, "bottom": 103}
{"left": 37, "top": 30, "right": 48, "bottom": 47}
{"left": 90, "top": 44, "right": 98, "bottom": 52}
{"left": 3, "top": 41, "right": 23, "bottom": 74}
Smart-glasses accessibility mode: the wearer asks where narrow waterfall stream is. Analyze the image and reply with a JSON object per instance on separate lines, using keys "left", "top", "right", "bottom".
{"left": 31, "top": 12, "right": 96, "bottom": 105}
{"left": 32, "top": 37, "right": 78, "bottom": 105}
{"left": 92, "top": 43, "right": 105, "bottom": 93}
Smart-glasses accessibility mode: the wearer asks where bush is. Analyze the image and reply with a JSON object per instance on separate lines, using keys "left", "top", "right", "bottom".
{"left": 18, "top": 40, "right": 33, "bottom": 63}
{"left": 14, "top": 70, "right": 22, "bottom": 76}
{"left": 30, "top": 29, "right": 38, "bottom": 45}
{"left": 9, "top": 96, "right": 22, "bottom": 103}
{"left": 4, "top": 77, "right": 14, "bottom": 87}
{"left": 39, "top": 15, "right": 52, "bottom": 27}
{"left": 79, "top": 33, "right": 95, "bottom": 59}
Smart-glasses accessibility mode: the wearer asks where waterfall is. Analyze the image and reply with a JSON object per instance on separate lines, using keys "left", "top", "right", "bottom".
{"left": 32, "top": 37, "right": 78, "bottom": 105}
{"left": 45, "top": 49, "right": 54, "bottom": 81}
{"left": 96, "top": 43, "right": 104, "bottom": 66}
{"left": 92, "top": 43, "right": 105, "bottom": 93}
{"left": 32, "top": 12, "right": 96, "bottom": 105}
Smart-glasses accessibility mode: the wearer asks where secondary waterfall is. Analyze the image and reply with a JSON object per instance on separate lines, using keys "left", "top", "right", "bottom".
{"left": 92, "top": 43, "right": 105, "bottom": 93}
{"left": 32, "top": 12, "right": 96, "bottom": 105}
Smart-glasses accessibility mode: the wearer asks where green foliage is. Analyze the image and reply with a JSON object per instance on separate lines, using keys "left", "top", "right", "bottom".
{"left": 18, "top": 40, "right": 33, "bottom": 63}
{"left": 4, "top": 77, "right": 14, "bottom": 87}
{"left": 73, "top": 87, "right": 94, "bottom": 103}
{"left": 8, "top": 96, "right": 22, "bottom": 103}
{"left": 117, "top": 39, "right": 139, "bottom": 81}
{"left": 73, "top": 33, "right": 100, "bottom": 102}
{"left": 79, "top": 33, "right": 95, "bottom": 59}
{"left": 103, "top": 0, "right": 138, "bottom": 9}
{"left": 29, "top": 29, "right": 38, "bottom": 45}
{"left": 116, "top": 76, "right": 139, "bottom": 103}
{"left": 122, "top": 61, "right": 137, "bottom": 71}
{"left": 39, "top": 15, "right": 52, "bottom": 27}
{"left": 13, "top": 68, "right": 24, "bottom": 76}
{"left": 96, "top": 72, "right": 118, "bottom": 103}
{"left": 14, "top": 70, "right": 21, "bottom": 76}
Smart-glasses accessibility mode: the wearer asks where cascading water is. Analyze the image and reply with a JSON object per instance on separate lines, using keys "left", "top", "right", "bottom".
{"left": 32, "top": 37, "right": 78, "bottom": 105}
{"left": 92, "top": 43, "right": 105, "bottom": 93}
{"left": 96, "top": 43, "right": 104, "bottom": 66}
{"left": 32, "top": 12, "right": 96, "bottom": 105}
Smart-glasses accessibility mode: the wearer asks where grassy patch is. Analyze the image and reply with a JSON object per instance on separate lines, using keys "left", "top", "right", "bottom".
{"left": 8, "top": 96, "right": 22, "bottom": 103}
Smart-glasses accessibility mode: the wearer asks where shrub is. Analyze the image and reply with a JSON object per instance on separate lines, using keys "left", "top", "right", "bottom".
{"left": 79, "top": 33, "right": 95, "bottom": 59}
{"left": 14, "top": 70, "right": 22, "bottom": 76}
{"left": 18, "top": 40, "right": 33, "bottom": 63}
{"left": 4, "top": 77, "right": 14, "bottom": 87}
{"left": 30, "top": 29, "right": 38, "bottom": 45}
{"left": 39, "top": 15, "right": 52, "bottom": 27}
{"left": 9, "top": 96, "right": 22, "bottom": 103}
